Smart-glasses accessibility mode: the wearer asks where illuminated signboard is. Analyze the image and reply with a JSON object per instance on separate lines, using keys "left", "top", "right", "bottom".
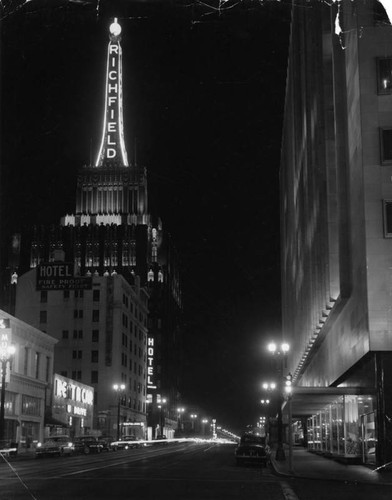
{"left": 0, "top": 318, "right": 12, "bottom": 385}
{"left": 95, "top": 19, "right": 128, "bottom": 167}
{"left": 53, "top": 374, "right": 94, "bottom": 427}
{"left": 147, "top": 337, "right": 156, "bottom": 390}
{"left": 36, "top": 263, "right": 92, "bottom": 291}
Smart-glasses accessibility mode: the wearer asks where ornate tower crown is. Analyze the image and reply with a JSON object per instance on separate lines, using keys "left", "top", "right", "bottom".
{"left": 95, "top": 18, "right": 129, "bottom": 168}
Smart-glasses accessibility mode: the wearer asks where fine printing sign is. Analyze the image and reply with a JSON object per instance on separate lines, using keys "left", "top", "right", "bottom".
{"left": 36, "top": 263, "right": 92, "bottom": 291}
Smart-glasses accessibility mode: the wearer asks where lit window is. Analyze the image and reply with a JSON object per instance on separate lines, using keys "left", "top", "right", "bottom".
{"left": 377, "top": 58, "right": 392, "bottom": 94}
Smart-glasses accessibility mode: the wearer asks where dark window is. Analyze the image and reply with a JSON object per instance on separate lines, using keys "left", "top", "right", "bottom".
{"left": 39, "top": 311, "right": 47, "bottom": 323}
{"left": 92, "top": 330, "right": 99, "bottom": 342}
{"left": 62, "top": 330, "right": 69, "bottom": 339}
{"left": 93, "top": 290, "right": 100, "bottom": 302}
{"left": 383, "top": 200, "right": 392, "bottom": 237}
{"left": 92, "top": 310, "right": 100, "bottom": 322}
{"left": 78, "top": 330, "right": 83, "bottom": 339}
{"left": 377, "top": 58, "right": 392, "bottom": 94}
{"left": 75, "top": 290, "right": 84, "bottom": 298}
{"left": 60, "top": 370, "right": 67, "bottom": 377}
{"left": 91, "top": 371, "right": 98, "bottom": 384}
{"left": 45, "top": 356, "right": 50, "bottom": 382}
{"left": 35, "top": 352, "right": 40, "bottom": 379}
{"left": 23, "top": 347, "right": 29, "bottom": 376}
{"left": 73, "top": 350, "right": 82, "bottom": 360}
{"left": 63, "top": 290, "right": 70, "bottom": 299}
{"left": 91, "top": 351, "right": 99, "bottom": 363}
{"left": 380, "top": 128, "right": 392, "bottom": 164}
{"left": 73, "top": 330, "right": 78, "bottom": 339}
{"left": 40, "top": 291, "right": 47, "bottom": 303}
{"left": 79, "top": 310, "right": 83, "bottom": 319}
{"left": 74, "top": 309, "right": 78, "bottom": 318}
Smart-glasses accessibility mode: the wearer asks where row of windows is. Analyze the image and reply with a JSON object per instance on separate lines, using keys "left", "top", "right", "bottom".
{"left": 40, "top": 289, "right": 101, "bottom": 302}
{"left": 122, "top": 293, "right": 147, "bottom": 326}
{"left": 40, "top": 310, "right": 100, "bottom": 323}
{"left": 62, "top": 329, "right": 99, "bottom": 341}
{"left": 23, "top": 347, "right": 51, "bottom": 382}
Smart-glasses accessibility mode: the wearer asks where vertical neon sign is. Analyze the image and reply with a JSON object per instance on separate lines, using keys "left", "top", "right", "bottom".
{"left": 95, "top": 18, "right": 129, "bottom": 167}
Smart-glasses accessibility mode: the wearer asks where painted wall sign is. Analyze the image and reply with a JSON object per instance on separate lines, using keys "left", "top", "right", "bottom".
{"left": 36, "top": 263, "right": 92, "bottom": 290}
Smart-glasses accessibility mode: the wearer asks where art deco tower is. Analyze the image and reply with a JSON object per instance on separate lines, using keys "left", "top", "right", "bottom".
{"left": 12, "top": 19, "right": 182, "bottom": 437}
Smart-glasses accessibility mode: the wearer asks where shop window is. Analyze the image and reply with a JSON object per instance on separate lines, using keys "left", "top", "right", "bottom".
{"left": 380, "top": 127, "right": 392, "bottom": 163}
{"left": 383, "top": 200, "right": 392, "bottom": 237}
{"left": 22, "top": 395, "right": 40, "bottom": 416}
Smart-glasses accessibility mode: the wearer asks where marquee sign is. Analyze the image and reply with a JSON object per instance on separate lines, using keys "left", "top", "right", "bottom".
{"left": 36, "top": 263, "right": 92, "bottom": 291}
{"left": 52, "top": 374, "right": 94, "bottom": 428}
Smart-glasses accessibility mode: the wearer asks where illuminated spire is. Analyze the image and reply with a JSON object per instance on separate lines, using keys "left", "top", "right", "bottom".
{"left": 95, "top": 18, "right": 129, "bottom": 167}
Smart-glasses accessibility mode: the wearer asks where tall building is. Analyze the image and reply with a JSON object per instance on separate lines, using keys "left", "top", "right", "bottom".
{"left": 11, "top": 19, "right": 182, "bottom": 438}
{"left": 280, "top": 0, "right": 392, "bottom": 466}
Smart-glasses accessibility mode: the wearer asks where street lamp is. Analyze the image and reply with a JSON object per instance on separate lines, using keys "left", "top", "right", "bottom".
{"left": 177, "top": 407, "right": 185, "bottom": 433}
{"left": 113, "top": 383, "right": 126, "bottom": 441}
{"left": 190, "top": 414, "right": 197, "bottom": 432}
{"left": 266, "top": 341, "right": 290, "bottom": 461}
{"left": 0, "top": 319, "right": 15, "bottom": 442}
{"left": 157, "top": 397, "right": 167, "bottom": 435}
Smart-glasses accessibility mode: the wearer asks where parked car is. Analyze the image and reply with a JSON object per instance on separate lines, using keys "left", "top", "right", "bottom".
{"left": 74, "top": 436, "right": 105, "bottom": 454}
{"left": 111, "top": 435, "right": 144, "bottom": 450}
{"left": 234, "top": 433, "right": 270, "bottom": 466}
{"left": 36, "top": 435, "right": 74, "bottom": 458}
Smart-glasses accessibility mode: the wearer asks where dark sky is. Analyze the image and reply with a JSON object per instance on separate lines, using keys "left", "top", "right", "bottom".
{"left": 0, "top": 0, "right": 291, "bottom": 432}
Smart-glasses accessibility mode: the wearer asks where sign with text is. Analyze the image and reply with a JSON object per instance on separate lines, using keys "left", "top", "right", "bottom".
{"left": 36, "top": 263, "right": 92, "bottom": 291}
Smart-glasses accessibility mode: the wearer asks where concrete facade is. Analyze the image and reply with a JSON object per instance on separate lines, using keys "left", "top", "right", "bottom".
{"left": 280, "top": 0, "right": 392, "bottom": 465}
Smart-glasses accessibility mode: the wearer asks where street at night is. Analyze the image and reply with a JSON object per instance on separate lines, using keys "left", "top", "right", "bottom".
{"left": 2, "top": 441, "right": 392, "bottom": 500}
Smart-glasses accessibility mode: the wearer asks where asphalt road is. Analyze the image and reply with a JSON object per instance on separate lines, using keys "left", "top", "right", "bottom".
{"left": 1, "top": 442, "right": 392, "bottom": 500}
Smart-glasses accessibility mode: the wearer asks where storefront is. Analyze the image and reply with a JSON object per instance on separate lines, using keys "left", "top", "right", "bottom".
{"left": 288, "top": 387, "right": 377, "bottom": 465}
{"left": 306, "top": 394, "right": 376, "bottom": 464}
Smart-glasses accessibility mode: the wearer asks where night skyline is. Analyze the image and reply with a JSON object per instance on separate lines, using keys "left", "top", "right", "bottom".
{"left": 0, "top": 0, "right": 291, "bottom": 431}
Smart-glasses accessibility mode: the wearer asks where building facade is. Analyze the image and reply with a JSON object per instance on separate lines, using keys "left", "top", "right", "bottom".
{"left": 280, "top": 0, "right": 392, "bottom": 466}
{"left": 0, "top": 310, "right": 57, "bottom": 452}
{"left": 9, "top": 19, "right": 183, "bottom": 439}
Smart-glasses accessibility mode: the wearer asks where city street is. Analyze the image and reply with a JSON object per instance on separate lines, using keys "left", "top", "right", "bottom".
{"left": 1, "top": 441, "right": 392, "bottom": 500}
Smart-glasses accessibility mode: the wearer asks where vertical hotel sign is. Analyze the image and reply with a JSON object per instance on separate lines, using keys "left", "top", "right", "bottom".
{"left": 95, "top": 18, "right": 129, "bottom": 167}
{"left": 147, "top": 337, "right": 156, "bottom": 390}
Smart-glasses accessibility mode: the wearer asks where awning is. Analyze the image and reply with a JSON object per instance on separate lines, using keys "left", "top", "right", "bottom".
{"left": 284, "top": 387, "right": 376, "bottom": 417}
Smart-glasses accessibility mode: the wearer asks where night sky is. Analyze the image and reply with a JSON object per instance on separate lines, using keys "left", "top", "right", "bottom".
{"left": 0, "top": 0, "right": 291, "bottom": 432}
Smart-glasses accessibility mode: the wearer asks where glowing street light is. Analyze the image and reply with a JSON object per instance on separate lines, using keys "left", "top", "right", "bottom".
{"left": 266, "top": 341, "right": 290, "bottom": 461}
{"left": 113, "top": 383, "right": 126, "bottom": 441}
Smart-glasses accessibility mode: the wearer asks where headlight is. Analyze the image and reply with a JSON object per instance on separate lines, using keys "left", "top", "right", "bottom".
{"left": 68, "top": 442, "right": 73, "bottom": 447}
{"left": 37, "top": 442, "right": 42, "bottom": 448}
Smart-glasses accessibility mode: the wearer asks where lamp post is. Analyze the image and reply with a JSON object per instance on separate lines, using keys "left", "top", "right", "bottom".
{"left": 0, "top": 319, "right": 15, "bottom": 442}
{"left": 177, "top": 407, "right": 185, "bottom": 434}
{"left": 157, "top": 397, "right": 167, "bottom": 435}
{"left": 113, "top": 383, "right": 125, "bottom": 441}
{"left": 267, "top": 341, "right": 290, "bottom": 461}
{"left": 190, "top": 414, "right": 197, "bottom": 433}
{"left": 202, "top": 418, "right": 208, "bottom": 437}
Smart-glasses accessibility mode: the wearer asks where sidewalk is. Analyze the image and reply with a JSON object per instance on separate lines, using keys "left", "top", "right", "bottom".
{"left": 270, "top": 446, "right": 392, "bottom": 485}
